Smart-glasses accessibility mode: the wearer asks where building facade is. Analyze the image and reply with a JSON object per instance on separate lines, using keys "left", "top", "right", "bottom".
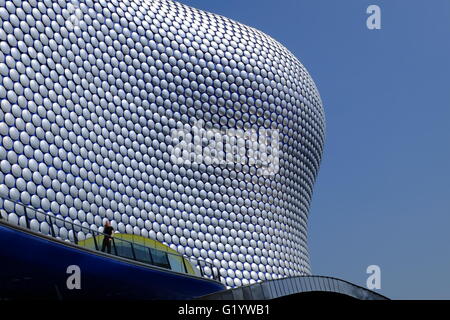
{"left": 0, "top": 0, "right": 325, "bottom": 287}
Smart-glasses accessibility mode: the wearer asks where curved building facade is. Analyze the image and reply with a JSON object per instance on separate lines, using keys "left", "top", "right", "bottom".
{"left": 0, "top": 0, "right": 325, "bottom": 287}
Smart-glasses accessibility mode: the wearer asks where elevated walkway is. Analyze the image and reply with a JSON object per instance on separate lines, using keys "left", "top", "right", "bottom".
{"left": 198, "top": 275, "right": 388, "bottom": 300}
{"left": 0, "top": 196, "right": 224, "bottom": 300}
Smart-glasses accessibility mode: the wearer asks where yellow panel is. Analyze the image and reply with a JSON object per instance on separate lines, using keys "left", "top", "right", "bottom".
{"left": 79, "top": 234, "right": 196, "bottom": 275}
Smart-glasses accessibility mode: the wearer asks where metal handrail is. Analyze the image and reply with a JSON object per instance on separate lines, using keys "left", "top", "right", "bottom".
{"left": 197, "top": 274, "right": 389, "bottom": 300}
{"left": 0, "top": 195, "right": 220, "bottom": 282}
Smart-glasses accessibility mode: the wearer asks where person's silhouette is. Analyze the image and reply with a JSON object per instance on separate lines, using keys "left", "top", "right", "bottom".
{"left": 101, "top": 220, "right": 114, "bottom": 254}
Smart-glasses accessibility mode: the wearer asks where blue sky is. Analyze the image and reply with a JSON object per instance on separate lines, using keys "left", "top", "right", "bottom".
{"left": 176, "top": 0, "right": 450, "bottom": 299}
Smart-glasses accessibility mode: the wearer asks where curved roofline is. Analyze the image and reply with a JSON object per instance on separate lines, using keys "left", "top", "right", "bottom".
{"left": 198, "top": 275, "right": 389, "bottom": 300}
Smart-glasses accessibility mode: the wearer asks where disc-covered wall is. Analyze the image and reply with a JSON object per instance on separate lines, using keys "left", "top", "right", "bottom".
{"left": 0, "top": 0, "right": 325, "bottom": 287}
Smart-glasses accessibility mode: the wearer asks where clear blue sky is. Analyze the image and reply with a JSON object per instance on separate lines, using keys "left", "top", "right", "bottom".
{"left": 176, "top": 0, "right": 450, "bottom": 299}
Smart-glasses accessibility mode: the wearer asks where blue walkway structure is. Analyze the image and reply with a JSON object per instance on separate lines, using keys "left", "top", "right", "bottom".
{"left": 0, "top": 196, "right": 225, "bottom": 300}
{"left": 0, "top": 196, "right": 388, "bottom": 300}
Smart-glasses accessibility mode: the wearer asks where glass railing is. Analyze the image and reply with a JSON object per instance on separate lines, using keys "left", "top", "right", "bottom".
{"left": 0, "top": 195, "right": 220, "bottom": 282}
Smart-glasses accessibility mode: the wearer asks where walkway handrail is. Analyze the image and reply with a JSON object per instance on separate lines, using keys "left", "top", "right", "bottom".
{"left": 0, "top": 195, "right": 220, "bottom": 282}
{"left": 198, "top": 274, "right": 389, "bottom": 300}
